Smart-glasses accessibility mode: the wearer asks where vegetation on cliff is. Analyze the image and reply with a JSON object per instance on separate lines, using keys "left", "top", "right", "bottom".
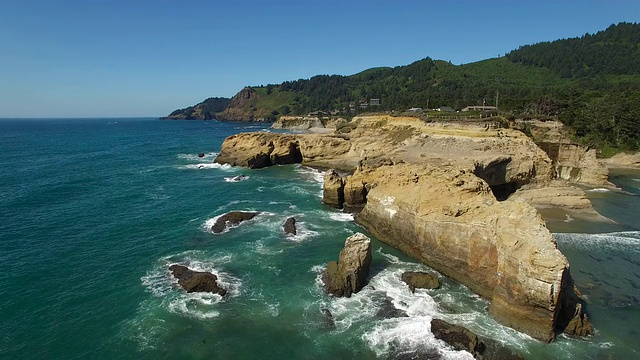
{"left": 166, "top": 22, "right": 640, "bottom": 151}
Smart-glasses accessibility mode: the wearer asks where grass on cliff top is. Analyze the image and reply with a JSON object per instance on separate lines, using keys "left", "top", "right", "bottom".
{"left": 252, "top": 87, "right": 299, "bottom": 113}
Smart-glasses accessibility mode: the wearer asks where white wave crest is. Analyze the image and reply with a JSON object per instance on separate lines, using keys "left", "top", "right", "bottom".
{"left": 224, "top": 175, "right": 249, "bottom": 182}
{"left": 588, "top": 188, "right": 611, "bottom": 193}
{"left": 286, "top": 220, "right": 319, "bottom": 242}
{"left": 177, "top": 152, "right": 218, "bottom": 161}
{"left": 180, "top": 163, "right": 232, "bottom": 170}
{"left": 329, "top": 212, "right": 355, "bottom": 222}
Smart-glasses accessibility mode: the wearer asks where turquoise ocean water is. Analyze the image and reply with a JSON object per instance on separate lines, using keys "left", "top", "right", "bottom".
{"left": 0, "top": 118, "right": 638, "bottom": 359}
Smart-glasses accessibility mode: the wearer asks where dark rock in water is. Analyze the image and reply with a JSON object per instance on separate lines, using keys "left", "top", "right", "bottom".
{"left": 376, "top": 296, "right": 408, "bottom": 319}
{"left": 169, "top": 264, "right": 227, "bottom": 296}
{"left": 401, "top": 271, "right": 440, "bottom": 292}
{"left": 198, "top": 153, "right": 205, "bottom": 158}
{"left": 322, "top": 232, "right": 372, "bottom": 297}
{"left": 211, "top": 211, "right": 259, "bottom": 233}
{"left": 431, "top": 319, "right": 486, "bottom": 358}
{"left": 320, "top": 308, "right": 335, "bottom": 328}
{"left": 232, "top": 175, "right": 248, "bottom": 181}
{"left": 283, "top": 217, "right": 297, "bottom": 235}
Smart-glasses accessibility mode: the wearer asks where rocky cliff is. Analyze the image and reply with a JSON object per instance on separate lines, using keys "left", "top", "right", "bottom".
{"left": 521, "top": 120, "right": 611, "bottom": 187}
{"left": 601, "top": 151, "right": 640, "bottom": 169}
{"left": 348, "top": 163, "right": 590, "bottom": 341}
{"left": 214, "top": 115, "right": 594, "bottom": 341}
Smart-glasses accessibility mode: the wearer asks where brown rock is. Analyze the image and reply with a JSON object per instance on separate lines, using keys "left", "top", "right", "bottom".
{"left": 431, "top": 319, "right": 486, "bottom": 358}
{"left": 211, "top": 211, "right": 259, "bottom": 233}
{"left": 343, "top": 172, "right": 368, "bottom": 212}
{"left": 354, "top": 163, "right": 579, "bottom": 341}
{"left": 322, "top": 169, "right": 345, "bottom": 208}
{"left": 213, "top": 116, "right": 598, "bottom": 341}
{"left": 283, "top": 217, "right": 297, "bottom": 235}
{"left": 322, "top": 232, "right": 372, "bottom": 297}
{"left": 169, "top": 264, "right": 227, "bottom": 296}
{"left": 401, "top": 271, "right": 440, "bottom": 292}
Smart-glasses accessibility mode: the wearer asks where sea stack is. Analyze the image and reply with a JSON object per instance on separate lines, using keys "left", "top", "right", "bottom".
{"left": 322, "top": 232, "right": 372, "bottom": 297}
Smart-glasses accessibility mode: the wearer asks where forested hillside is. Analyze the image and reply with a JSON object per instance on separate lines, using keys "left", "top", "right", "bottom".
{"left": 166, "top": 22, "right": 640, "bottom": 151}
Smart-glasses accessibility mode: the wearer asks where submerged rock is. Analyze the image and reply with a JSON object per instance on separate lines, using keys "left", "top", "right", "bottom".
{"left": 401, "top": 271, "right": 440, "bottom": 292}
{"left": 322, "top": 232, "right": 372, "bottom": 297}
{"left": 198, "top": 153, "right": 205, "bottom": 158}
{"left": 169, "top": 264, "right": 227, "bottom": 296}
{"left": 376, "top": 296, "right": 408, "bottom": 319}
{"left": 283, "top": 217, "right": 297, "bottom": 235}
{"left": 211, "top": 211, "right": 259, "bottom": 233}
{"left": 431, "top": 319, "right": 486, "bottom": 358}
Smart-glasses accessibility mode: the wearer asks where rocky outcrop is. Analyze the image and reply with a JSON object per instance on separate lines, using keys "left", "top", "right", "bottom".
{"left": 510, "top": 181, "right": 594, "bottom": 210}
{"left": 214, "top": 133, "right": 303, "bottom": 168}
{"left": 538, "top": 142, "right": 610, "bottom": 186}
{"left": 211, "top": 211, "right": 259, "bottom": 233}
{"left": 322, "top": 232, "right": 372, "bottom": 297}
{"left": 169, "top": 264, "right": 227, "bottom": 296}
{"left": 216, "top": 116, "right": 554, "bottom": 182}
{"left": 431, "top": 319, "right": 524, "bottom": 360}
{"left": 401, "top": 271, "right": 440, "bottom": 292}
{"left": 322, "top": 170, "right": 344, "bottom": 208}
{"left": 521, "top": 120, "right": 610, "bottom": 187}
{"left": 601, "top": 151, "right": 640, "bottom": 169}
{"left": 353, "top": 163, "right": 583, "bottom": 341}
{"left": 555, "top": 269, "right": 595, "bottom": 337}
{"left": 271, "top": 116, "right": 324, "bottom": 130}
{"left": 215, "top": 116, "right": 594, "bottom": 341}
{"left": 216, "top": 87, "right": 273, "bottom": 122}
{"left": 431, "top": 319, "right": 486, "bottom": 359}
{"left": 283, "top": 217, "right": 297, "bottom": 235}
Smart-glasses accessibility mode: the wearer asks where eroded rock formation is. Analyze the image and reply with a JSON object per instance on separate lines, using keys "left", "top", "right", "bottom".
{"left": 351, "top": 163, "right": 586, "bottom": 341}
{"left": 211, "top": 211, "right": 259, "bottom": 233}
{"left": 322, "top": 232, "right": 372, "bottom": 297}
{"left": 431, "top": 319, "right": 486, "bottom": 358}
{"left": 322, "top": 169, "right": 344, "bottom": 208}
{"left": 214, "top": 115, "right": 594, "bottom": 341}
{"left": 169, "top": 264, "right": 227, "bottom": 296}
{"left": 401, "top": 271, "right": 440, "bottom": 292}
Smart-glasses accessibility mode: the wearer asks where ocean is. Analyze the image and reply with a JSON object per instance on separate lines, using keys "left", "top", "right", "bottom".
{"left": 0, "top": 118, "right": 638, "bottom": 359}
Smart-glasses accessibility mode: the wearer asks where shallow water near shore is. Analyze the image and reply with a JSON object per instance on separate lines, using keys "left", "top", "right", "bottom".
{"left": 0, "top": 118, "right": 638, "bottom": 359}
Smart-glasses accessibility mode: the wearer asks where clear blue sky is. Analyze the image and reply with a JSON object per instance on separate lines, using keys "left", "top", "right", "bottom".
{"left": 1, "top": 0, "right": 639, "bottom": 118}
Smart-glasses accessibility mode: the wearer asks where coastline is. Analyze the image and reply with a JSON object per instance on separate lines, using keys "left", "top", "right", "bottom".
{"left": 214, "top": 115, "right": 600, "bottom": 342}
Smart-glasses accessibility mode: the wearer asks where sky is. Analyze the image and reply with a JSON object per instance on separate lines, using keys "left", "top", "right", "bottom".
{"left": 1, "top": 0, "right": 639, "bottom": 118}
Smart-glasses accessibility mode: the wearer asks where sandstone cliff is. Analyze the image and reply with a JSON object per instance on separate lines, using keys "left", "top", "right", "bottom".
{"left": 601, "top": 151, "right": 640, "bottom": 169}
{"left": 521, "top": 120, "right": 611, "bottom": 187}
{"left": 348, "top": 163, "right": 591, "bottom": 341}
{"left": 214, "top": 115, "right": 595, "bottom": 341}
{"left": 271, "top": 116, "right": 325, "bottom": 130}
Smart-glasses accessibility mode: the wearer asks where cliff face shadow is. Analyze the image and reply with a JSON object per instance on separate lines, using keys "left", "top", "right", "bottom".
{"left": 473, "top": 159, "right": 523, "bottom": 201}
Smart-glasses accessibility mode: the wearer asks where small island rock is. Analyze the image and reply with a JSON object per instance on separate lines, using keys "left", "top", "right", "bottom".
{"left": 283, "top": 217, "right": 297, "bottom": 235}
{"left": 169, "top": 264, "right": 227, "bottom": 296}
{"left": 322, "top": 232, "right": 372, "bottom": 297}
{"left": 401, "top": 271, "right": 440, "bottom": 292}
{"left": 211, "top": 211, "right": 259, "bottom": 233}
